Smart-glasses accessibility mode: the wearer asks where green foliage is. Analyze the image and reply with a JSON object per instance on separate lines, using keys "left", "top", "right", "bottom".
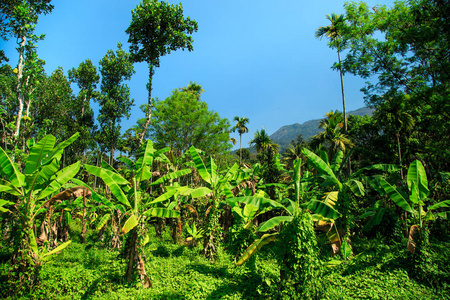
{"left": 149, "top": 85, "right": 232, "bottom": 157}
{"left": 277, "top": 212, "right": 322, "bottom": 299}
{"left": 0, "top": 133, "right": 79, "bottom": 292}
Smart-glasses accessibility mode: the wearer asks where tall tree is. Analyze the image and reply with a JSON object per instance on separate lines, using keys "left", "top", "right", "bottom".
{"left": 68, "top": 59, "right": 99, "bottom": 117}
{"left": 148, "top": 84, "right": 231, "bottom": 157}
{"left": 98, "top": 42, "right": 135, "bottom": 165}
{"left": 340, "top": 0, "right": 450, "bottom": 172}
{"left": 310, "top": 110, "right": 353, "bottom": 160}
{"left": 373, "top": 94, "right": 414, "bottom": 179}
{"left": 316, "top": 13, "right": 348, "bottom": 133}
{"left": 0, "top": 0, "right": 53, "bottom": 142}
{"left": 232, "top": 116, "right": 250, "bottom": 166}
{"left": 126, "top": 0, "right": 198, "bottom": 145}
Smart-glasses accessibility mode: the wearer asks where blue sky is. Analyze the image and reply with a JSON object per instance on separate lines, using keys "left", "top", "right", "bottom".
{"left": 2, "top": 0, "right": 392, "bottom": 150}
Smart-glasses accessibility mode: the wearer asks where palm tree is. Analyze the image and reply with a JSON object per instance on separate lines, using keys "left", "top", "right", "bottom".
{"left": 316, "top": 13, "right": 348, "bottom": 133}
{"left": 311, "top": 110, "right": 353, "bottom": 159}
{"left": 233, "top": 116, "right": 250, "bottom": 165}
{"left": 373, "top": 95, "right": 414, "bottom": 179}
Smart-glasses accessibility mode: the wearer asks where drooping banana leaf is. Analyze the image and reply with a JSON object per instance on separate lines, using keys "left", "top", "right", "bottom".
{"left": 150, "top": 169, "right": 191, "bottom": 186}
{"left": 122, "top": 214, "right": 139, "bottom": 234}
{"left": 144, "top": 207, "right": 180, "bottom": 218}
{"left": 301, "top": 200, "right": 340, "bottom": 220}
{"left": 346, "top": 179, "right": 365, "bottom": 197}
{"left": 303, "top": 148, "right": 342, "bottom": 190}
{"left": 428, "top": 200, "right": 450, "bottom": 211}
{"left": 0, "top": 147, "right": 25, "bottom": 188}
{"left": 117, "top": 156, "right": 135, "bottom": 169}
{"left": 236, "top": 233, "right": 278, "bottom": 266}
{"left": 41, "top": 240, "right": 72, "bottom": 261}
{"left": 227, "top": 196, "right": 286, "bottom": 210}
{"left": 85, "top": 165, "right": 131, "bottom": 208}
{"left": 256, "top": 216, "right": 294, "bottom": 232}
{"left": 378, "top": 178, "right": 414, "bottom": 214}
{"left": 0, "top": 199, "right": 14, "bottom": 213}
{"left": 189, "top": 146, "right": 211, "bottom": 184}
{"left": 96, "top": 213, "right": 111, "bottom": 230}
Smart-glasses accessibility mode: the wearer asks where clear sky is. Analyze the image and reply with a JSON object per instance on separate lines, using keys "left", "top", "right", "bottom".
{"left": 2, "top": 0, "right": 392, "bottom": 150}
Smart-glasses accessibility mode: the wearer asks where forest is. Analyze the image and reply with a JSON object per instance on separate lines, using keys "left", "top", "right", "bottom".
{"left": 0, "top": 0, "right": 449, "bottom": 299}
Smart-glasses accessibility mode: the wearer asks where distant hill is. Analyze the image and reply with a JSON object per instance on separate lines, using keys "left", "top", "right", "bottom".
{"left": 270, "top": 107, "right": 374, "bottom": 154}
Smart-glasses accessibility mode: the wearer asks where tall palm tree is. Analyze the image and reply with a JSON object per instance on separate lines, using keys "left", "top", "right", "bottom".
{"left": 250, "top": 127, "right": 279, "bottom": 162}
{"left": 233, "top": 116, "right": 250, "bottom": 165}
{"left": 311, "top": 110, "right": 353, "bottom": 159}
{"left": 316, "top": 13, "right": 348, "bottom": 133}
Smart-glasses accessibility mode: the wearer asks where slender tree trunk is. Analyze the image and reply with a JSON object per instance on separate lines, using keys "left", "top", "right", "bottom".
{"left": 138, "top": 65, "right": 154, "bottom": 145}
{"left": 81, "top": 189, "right": 87, "bottom": 244}
{"left": 13, "top": 35, "right": 27, "bottom": 141}
{"left": 239, "top": 133, "right": 242, "bottom": 165}
{"left": 397, "top": 133, "right": 403, "bottom": 179}
{"left": 337, "top": 49, "right": 347, "bottom": 133}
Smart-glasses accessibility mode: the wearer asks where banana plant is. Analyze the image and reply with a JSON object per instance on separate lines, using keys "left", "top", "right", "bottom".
{"left": 229, "top": 158, "right": 340, "bottom": 265}
{"left": 85, "top": 140, "right": 191, "bottom": 288}
{"left": 374, "top": 160, "right": 450, "bottom": 253}
{"left": 188, "top": 145, "right": 241, "bottom": 258}
{"left": 0, "top": 133, "right": 80, "bottom": 286}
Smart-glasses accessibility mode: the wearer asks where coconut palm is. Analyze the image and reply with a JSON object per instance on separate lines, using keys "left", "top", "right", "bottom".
{"left": 233, "top": 116, "right": 250, "bottom": 165}
{"left": 310, "top": 110, "right": 353, "bottom": 159}
{"left": 316, "top": 13, "right": 348, "bottom": 133}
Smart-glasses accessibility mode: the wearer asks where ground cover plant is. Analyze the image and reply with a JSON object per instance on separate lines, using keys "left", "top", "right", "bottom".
{"left": 1, "top": 0, "right": 450, "bottom": 299}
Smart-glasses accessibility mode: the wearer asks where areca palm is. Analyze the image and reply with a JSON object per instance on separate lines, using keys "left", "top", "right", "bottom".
{"left": 373, "top": 95, "right": 414, "bottom": 178}
{"left": 233, "top": 116, "right": 249, "bottom": 165}
{"left": 316, "top": 13, "right": 348, "bottom": 133}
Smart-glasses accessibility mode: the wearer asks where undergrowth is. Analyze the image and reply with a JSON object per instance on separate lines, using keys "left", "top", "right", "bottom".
{"left": 1, "top": 227, "right": 449, "bottom": 299}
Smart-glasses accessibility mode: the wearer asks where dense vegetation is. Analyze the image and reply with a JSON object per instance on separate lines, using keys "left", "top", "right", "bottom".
{"left": 1, "top": 0, "right": 449, "bottom": 299}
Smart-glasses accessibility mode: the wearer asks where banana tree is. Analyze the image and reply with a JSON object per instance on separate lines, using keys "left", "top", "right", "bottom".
{"left": 85, "top": 140, "right": 191, "bottom": 288}
{"left": 375, "top": 160, "right": 450, "bottom": 253}
{"left": 188, "top": 145, "right": 241, "bottom": 258}
{"left": 0, "top": 133, "right": 80, "bottom": 286}
{"left": 229, "top": 158, "right": 340, "bottom": 265}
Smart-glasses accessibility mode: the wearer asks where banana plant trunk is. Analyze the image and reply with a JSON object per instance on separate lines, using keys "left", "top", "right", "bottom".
{"left": 81, "top": 190, "right": 87, "bottom": 243}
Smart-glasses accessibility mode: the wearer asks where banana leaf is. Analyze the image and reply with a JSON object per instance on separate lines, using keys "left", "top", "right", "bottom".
{"left": 37, "top": 161, "right": 81, "bottom": 200}
{"left": 227, "top": 196, "right": 286, "bottom": 210}
{"left": 122, "top": 214, "right": 139, "bottom": 234}
{"left": 24, "top": 134, "right": 56, "bottom": 175}
{"left": 428, "top": 200, "right": 450, "bottom": 211}
{"left": 189, "top": 146, "right": 211, "bottom": 184}
{"left": 303, "top": 148, "right": 342, "bottom": 190}
{"left": 0, "top": 147, "right": 25, "bottom": 188}
{"left": 378, "top": 178, "right": 414, "bottom": 214}
{"left": 150, "top": 169, "right": 191, "bottom": 186}
{"left": 144, "top": 207, "right": 180, "bottom": 218}
{"left": 301, "top": 200, "right": 340, "bottom": 220}
{"left": 256, "top": 216, "right": 293, "bottom": 232}
{"left": 407, "top": 160, "right": 429, "bottom": 200}
{"left": 41, "top": 240, "right": 72, "bottom": 261}
{"left": 236, "top": 233, "right": 278, "bottom": 266}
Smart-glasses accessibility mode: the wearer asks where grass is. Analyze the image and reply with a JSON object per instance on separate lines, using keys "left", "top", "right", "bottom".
{"left": 1, "top": 226, "right": 449, "bottom": 299}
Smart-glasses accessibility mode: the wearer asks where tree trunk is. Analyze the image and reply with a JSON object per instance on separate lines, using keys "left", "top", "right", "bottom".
{"left": 239, "top": 133, "right": 242, "bottom": 165}
{"left": 397, "top": 133, "right": 403, "bottom": 179}
{"left": 337, "top": 49, "right": 347, "bottom": 133}
{"left": 138, "top": 65, "right": 154, "bottom": 145}
{"left": 81, "top": 189, "right": 87, "bottom": 244}
{"left": 13, "top": 35, "right": 27, "bottom": 142}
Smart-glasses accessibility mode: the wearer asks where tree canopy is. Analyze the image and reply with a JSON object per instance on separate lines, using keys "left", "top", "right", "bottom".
{"left": 148, "top": 83, "right": 231, "bottom": 157}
